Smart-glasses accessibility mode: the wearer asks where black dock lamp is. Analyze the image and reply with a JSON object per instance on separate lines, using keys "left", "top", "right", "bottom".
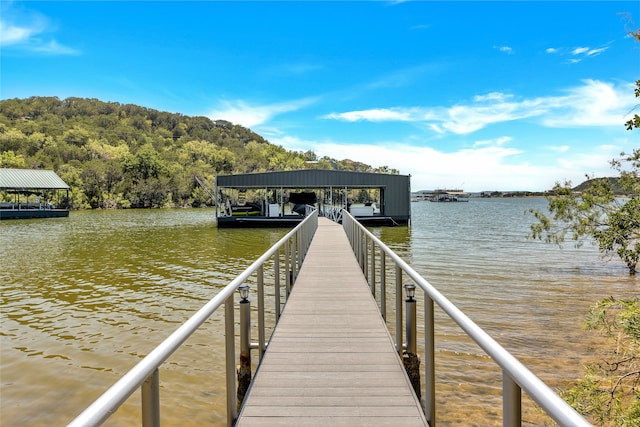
{"left": 403, "top": 282, "right": 421, "bottom": 399}
{"left": 239, "top": 284, "right": 250, "bottom": 303}
{"left": 404, "top": 283, "right": 417, "bottom": 355}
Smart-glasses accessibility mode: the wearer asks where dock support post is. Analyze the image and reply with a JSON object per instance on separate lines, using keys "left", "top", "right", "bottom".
{"left": 363, "top": 234, "right": 368, "bottom": 279}
{"left": 257, "top": 266, "right": 265, "bottom": 359}
{"left": 291, "top": 235, "right": 297, "bottom": 283}
{"left": 403, "top": 283, "right": 421, "bottom": 399}
{"left": 224, "top": 295, "right": 236, "bottom": 426}
{"left": 274, "top": 252, "right": 281, "bottom": 320}
{"left": 424, "top": 293, "right": 436, "bottom": 426}
{"left": 141, "top": 368, "right": 160, "bottom": 427}
{"left": 370, "top": 240, "right": 376, "bottom": 298}
{"left": 503, "top": 373, "right": 521, "bottom": 427}
{"left": 237, "top": 285, "right": 251, "bottom": 413}
{"left": 395, "top": 265, "right": 403, "bottom": 355}
{"left": 285, "top": 240, "right": 291, "bottom": 297}
{"left": 380, "top": 251, "right": 386, "bottom": 321}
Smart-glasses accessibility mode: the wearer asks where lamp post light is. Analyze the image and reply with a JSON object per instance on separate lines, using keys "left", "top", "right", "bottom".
{"left": 238, "top": 285, "right": 250, "bottom": 352}
{"left": 404, "top": 283, "right": 417, "bottom": 355}
{"left": 239, "top": 284, "right": 250, "bottom": 303}
{"left": 403, "top": 282, "right": 421, "bottom": 399}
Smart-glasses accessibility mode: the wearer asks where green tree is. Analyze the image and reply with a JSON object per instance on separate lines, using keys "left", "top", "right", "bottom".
{"left": 529, "top": 151, "right": 640, "bottom": 275}
{"left": 529, "top": 77, "right": 640, "bottom": 275}
{"left": 0, "top": 96, "right": 389, "bottom": 209}
{"left": 0, "top": 150, "right": 26, "bottom": 168}
{"left": 561, "top": 297, "right": 639, "bottom": 426}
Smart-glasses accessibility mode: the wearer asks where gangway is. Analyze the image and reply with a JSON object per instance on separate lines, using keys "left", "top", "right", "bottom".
{"left": 235, "top": 218, "right": 426, "bottom": 426}
{"left": 68, "top": 210, "right": 590, "bottom": 427}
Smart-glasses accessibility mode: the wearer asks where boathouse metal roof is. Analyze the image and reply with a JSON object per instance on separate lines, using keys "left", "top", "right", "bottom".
{"left": 0, "top": 169, "right": 70, "bottom": 190}
{"left": 216, "top": 169, "right": 410, "bottom": 189}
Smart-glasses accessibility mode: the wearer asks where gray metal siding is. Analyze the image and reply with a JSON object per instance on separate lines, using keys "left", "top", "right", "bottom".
{"left": 0, "top": 169, "right": 70, "bottom": 190}
{"left": 217, "top": 169, "right": 411, "bottom": 219}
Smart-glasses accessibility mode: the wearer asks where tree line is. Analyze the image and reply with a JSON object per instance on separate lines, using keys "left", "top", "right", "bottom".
{"left": 0, "top": 96, "right": 397, "bottom": 209}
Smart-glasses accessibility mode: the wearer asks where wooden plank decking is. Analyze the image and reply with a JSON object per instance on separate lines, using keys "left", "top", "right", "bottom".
{"left": 236, "top": 218, "right": 427, "bottom": 427}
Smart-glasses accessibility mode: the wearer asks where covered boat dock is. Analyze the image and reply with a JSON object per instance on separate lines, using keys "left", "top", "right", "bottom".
{"left": 215, "top": 169, "right": 411, "bottom": 227}
{"left": 0, "top": 168, "right": 70, "bottom": 219}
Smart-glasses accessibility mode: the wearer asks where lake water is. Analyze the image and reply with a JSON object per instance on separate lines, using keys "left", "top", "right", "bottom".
{"left": 1, "top": 199, "right": 637, "bottom": 426}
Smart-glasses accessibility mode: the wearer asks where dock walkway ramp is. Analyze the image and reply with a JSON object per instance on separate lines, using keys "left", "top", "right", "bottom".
{"left": 236, "top": 217, "right": 427, "bottom": 426}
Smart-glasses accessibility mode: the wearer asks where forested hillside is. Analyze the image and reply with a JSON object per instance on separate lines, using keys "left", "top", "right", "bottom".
{"left": 0, "top": 97, "right": 393, "bottom": 209}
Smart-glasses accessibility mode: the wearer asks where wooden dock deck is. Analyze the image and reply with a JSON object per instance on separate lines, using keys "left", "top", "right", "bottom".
{"left": 236, "top": 218, "right": 427, "bottom": 427}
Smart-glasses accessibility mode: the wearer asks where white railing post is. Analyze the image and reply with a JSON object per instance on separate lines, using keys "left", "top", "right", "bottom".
{"left": 141, "top": 369, "right": 160, "bottom": 427}
{"left": 224, "top": 296, "right": 236, "bottom": 427}
{"left": 424, "top": 293, "right": 436, "bottom": 426}
{"left": 370, "top": 239, "right": 376, "bottom": 298}
{"left": 291, "top": 234, "right": 297, "bottom": 283}
{"left": 274, "top": 253, "right": 281, "bottom": 320}
{"left": 381, "top": 251, "right": 386, "bottom": 321}
{"left": 297, "top": 228, "right": 302, "bottom": 268}
{"left": 395, "top": 265, "right": 403, "bottom": 355}
{"left": 237, "top": 285, "right": 251, "bottom": 412}
{"left": 257, "top": 266, "right": 266, "bottom": 359}
{"left": 363, "top": 234, "right": 369, "bottom": 279}
{"left": 503, "top": 372, "right": 521, "bottom": 427}
{"left": 284, "top": 240, "right": 291, "bottom": 297}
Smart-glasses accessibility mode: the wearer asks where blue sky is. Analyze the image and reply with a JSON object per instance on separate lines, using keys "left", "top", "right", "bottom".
{"left": 1, "top": 1, "right": 638, "bottom": 191}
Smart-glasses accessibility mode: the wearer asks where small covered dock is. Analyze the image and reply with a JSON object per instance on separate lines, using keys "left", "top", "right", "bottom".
{"left": 0, "top": 168, "right": 70, "bottom": 219}
{"left": 215, "top": 169, "right": 411, "bottom": 228}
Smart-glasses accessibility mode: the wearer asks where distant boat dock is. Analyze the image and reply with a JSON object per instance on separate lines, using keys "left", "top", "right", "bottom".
{"left": 412, "top": 189, "right": 469, "bottom": 202}
{"left": 0, "top": 168, "right": 70, "bottom": 219}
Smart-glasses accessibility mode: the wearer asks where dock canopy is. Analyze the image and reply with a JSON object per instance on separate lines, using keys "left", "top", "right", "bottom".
{"left": 215, "top": 169, "right": 411, "bottom": 227}
{"left": 0, "top": 168, "right": 70, "bottom": 219}
{"left": 0, "top": 168, "right": 70, "bottom": 191}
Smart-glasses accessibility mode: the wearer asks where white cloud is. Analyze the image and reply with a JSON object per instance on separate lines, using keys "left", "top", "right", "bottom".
{"left": 544, "top": 45, "right": 609, "bottom": 63}
{"left": 270, "top": 134, "right": 625, "bottom": 192}
{"left": 31, "top": 39, "right": 79, "bottom": 55}
{"left": 571, "top": 46, "right": 608, "bottom": 57}
{"left": 548, "top": 145, "right": 570, "bottom": 153}
{"left": 585, "top": 47, "right": 607, "bottom": 56}
{"left": 542, "top": 79, "right": 634, "bottom": 127}
{"left": 495, "top": 45, "right": 514, "bottom": 54}
{"left": 208, "top": 97, "right": 317, "bottom": 128}
{"left": 0, "top": 20, "right": 36, "bottom": 45}
{"left": 324, "top": 79, "right": 634, "bottom": 134}
{"left": 0, "top": 5, "right": 78, "bottom": 54}
{"left": 473, "top": 136, "right": 511, "bottom": 147}
{"left": 566, "top": 45, "right": 609, "bottom": 63}
{"left": 474, "top": 92, "right": 512, "bottom": 102}
{"left": 324, "top": 108, "right": 414, "bottom": 122}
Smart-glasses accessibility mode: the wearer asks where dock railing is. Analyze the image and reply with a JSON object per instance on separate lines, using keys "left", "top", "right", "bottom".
{"left": 68, "top": 210, "right": 318, "bottom": 427}
{"left": 342, "top": 210, "right": 591, "bottom": 427}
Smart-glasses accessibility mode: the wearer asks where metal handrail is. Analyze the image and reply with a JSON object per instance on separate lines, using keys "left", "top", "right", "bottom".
{"left": 342, "top": 211, "right": 591, "bottom": 427}
{"left": 68, "top": 210, "right": 318, "bottom": 427}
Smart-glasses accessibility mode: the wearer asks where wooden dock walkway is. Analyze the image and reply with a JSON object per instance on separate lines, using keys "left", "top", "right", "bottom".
{"left": 236, "top": 218, "right": 427, "bottom": 427}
